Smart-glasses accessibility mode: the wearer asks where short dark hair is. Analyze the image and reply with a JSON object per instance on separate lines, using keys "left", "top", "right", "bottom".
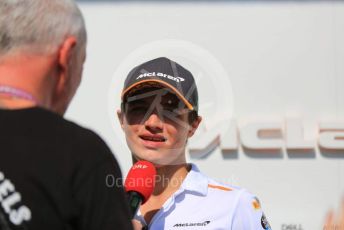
{"left": 188, "top": 111, "right": 199, "bottom": 124}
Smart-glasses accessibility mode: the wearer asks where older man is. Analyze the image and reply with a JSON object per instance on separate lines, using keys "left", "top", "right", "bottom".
{"left": 0, "top": 0, "right": 132, "bottom": 229}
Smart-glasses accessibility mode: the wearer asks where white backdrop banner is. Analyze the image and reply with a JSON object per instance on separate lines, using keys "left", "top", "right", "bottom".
{"left": 66, "top": 2, "right": 344, "bottom": 229}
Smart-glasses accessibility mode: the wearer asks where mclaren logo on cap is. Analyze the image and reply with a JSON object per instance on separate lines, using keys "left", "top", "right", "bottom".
{"left": 136, "top": 72, "right": 185, "bottom": 83}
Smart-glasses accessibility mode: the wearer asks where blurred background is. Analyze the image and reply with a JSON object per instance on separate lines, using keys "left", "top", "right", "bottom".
{"left": 67, "top": 0, "right": 344, "bottom": 229}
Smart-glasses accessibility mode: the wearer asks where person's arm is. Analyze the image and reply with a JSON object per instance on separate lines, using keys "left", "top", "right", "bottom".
{"left": 74, "top": 158, "right": 132, "bottom": 230}
{"left": 73, "top": 133, "right": 133, "bottom": 230}
{"left": 231, "top": 190, "right": 271, "bottom": 230}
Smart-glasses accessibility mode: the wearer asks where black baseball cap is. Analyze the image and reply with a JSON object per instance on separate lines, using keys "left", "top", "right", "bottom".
{"left": 121, "top": 57, "right": 199, "bottom": 112}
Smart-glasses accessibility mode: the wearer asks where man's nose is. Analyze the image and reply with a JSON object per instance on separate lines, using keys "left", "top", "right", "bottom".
{"left": 144, "top": 112, "right": 163, "bottom": 132}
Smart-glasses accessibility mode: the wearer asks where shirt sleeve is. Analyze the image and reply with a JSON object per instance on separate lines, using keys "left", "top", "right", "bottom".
{"left": 231, "top": 190, "right": 272, "bottom": 230}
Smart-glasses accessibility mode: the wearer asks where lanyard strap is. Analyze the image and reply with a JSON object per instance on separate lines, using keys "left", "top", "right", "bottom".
{"left": 0, "top": 85, "right": 39, "bottom": 105}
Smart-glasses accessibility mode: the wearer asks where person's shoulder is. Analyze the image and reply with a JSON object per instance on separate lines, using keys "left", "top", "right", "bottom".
{"left": 52, "top": 111, "right": 122, "bottom": 182}
{"left": 232, "top": 187, "right": 271, "bottom": 229}
{"left": 62, "top": 119, "right": 107, "bottom": 148}
{"left": 39, "top": 108, "right": 107, "bottom": 146}
{"left": 188, "top": 164, "right": 244, "bottom": 196}
{"left": 207, "top": 177, "right": 261, "bottom": 209}
{"left": 234, "top": 187, "right": 263, "bottom": 211}
{"left": 36, "top": 107, "right": 114, "bottom": 160}
{"left": 193, "top": 166, "right": 259, "bottom": 200}
{"left": 190, "top": 165, "right": 270, "bottom": 229}
{"left": 200, "top": 170, "right": 263, "bottom": 209}
{"left": 63, "top": 119, "right": 113, "bottom": 161}
{"left": 206, "top": 178, "right": 270, "bottom": 229}
{"left": 202, "top": 172, "right": 245, "bottom": 197}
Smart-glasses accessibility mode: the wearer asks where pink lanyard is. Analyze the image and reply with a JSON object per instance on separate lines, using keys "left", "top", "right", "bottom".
{"left": 0, "top": 85, "right": 39, "bottom": 105}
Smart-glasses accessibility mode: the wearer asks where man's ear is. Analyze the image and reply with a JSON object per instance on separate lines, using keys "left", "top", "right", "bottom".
{"left": 188, "top": 116, "right": 202, "bottom": 138}
{"left": 117, "top": 109, "right": 124, "bottom": 129}
{"left": 51, "top": 36, "right": 78, "bottom": 115}
{"left": 55, "top": 36, "right": 77, "bottom": 95}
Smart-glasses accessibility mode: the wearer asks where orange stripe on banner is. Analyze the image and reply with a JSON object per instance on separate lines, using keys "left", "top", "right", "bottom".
{"left": 208, "top": 184, "right": 232, "bottom": 191}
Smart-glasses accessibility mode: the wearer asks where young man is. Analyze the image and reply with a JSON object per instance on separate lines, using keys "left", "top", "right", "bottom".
{"left": 118, "top": 57, "right": 271, "bottom": 229}
{"left": 0, "top": 0, "right": 132, "bottom": 229}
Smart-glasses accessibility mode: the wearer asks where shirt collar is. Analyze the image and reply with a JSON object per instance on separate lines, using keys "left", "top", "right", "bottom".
{"left": 180, "top": 163, "right": 209, "bottom": 196}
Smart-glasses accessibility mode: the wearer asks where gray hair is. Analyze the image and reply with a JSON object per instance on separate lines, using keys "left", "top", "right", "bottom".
{"left": 0, "top": 0, "right": 86, "bottom": 56}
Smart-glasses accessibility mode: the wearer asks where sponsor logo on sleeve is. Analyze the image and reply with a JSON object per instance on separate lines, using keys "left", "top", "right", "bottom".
{"left": 252, "top": 197, "right": 261, "bottom": 211}
{"left": 261, "top": 213, "right": 272, "bottom": 230}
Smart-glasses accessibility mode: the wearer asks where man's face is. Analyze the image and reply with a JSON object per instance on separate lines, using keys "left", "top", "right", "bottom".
{"left": 118, "top": 87, "right": 199, "bottom": 166}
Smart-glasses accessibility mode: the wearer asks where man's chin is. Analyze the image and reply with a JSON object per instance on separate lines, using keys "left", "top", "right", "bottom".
{"left": 132, "top": 147, "right": 186, "bottom": 166}
{"left": 132, "top": 154, "right": 173, "bottom": 166}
